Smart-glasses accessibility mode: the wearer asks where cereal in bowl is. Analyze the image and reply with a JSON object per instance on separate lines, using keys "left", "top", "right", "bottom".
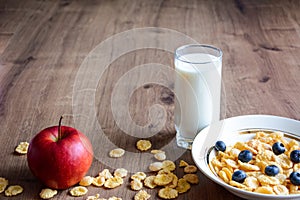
{"left": 210, "top": 131, "right": 300, "bottom": 195}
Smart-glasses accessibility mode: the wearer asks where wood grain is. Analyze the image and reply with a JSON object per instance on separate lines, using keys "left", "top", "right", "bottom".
{"left": 0, "top": 0, "right": 300, "bottom": 199}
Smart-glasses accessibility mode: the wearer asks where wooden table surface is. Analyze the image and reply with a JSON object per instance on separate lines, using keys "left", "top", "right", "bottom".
{"left": 1, "top": 0, "right": 300, "bottom": 199}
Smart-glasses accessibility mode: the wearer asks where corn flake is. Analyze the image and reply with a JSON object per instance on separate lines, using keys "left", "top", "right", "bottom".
{"left": 149, "top": 162, "right": 163, "bottom": 172}
{"left": 223, "top": 158, "right": 238, "bottom": 169}
{"left": 15, "top": 142, "right": 29, "bottom": 154}
{"left": 109, "top": 148, "right": 125, "bottom": 158}
{"left": 228, "top": 148, "right": 241, "bottom": 159}
{"left": 5, "top": 185, "right": 23, "bottom": 196}
{"left": 229, "top": 180, "right": 250, "bottom": 191}
{"left": 234, "top": 142, "right": 258, "bottom": 155}
{"left": 276, "top": 173, "right": 287, "bottom": 185}
{"left": 179, "top": 160, "right": 189, "bottom": 167}
{"left": 255, "top": 186, "right": 275, "bottom": 194}
{"left": 104, "top": 177, "right": 123, "bottom": 189}
{"left": 257, "top": 175, "right": 280, "bottom": 186}
{"left": 134, "top": 190, "right": 151, "bottom": 200}
{"left": 92, "top": 176, "right": 106, "bottom": 187}
{"left": 151, "top": 149, "right": 164, "bottom": 154}
{"left": 244, "top": 177, "right": 259, "bottom": 190}
{"left": 154, "top": 173, "right": 174, "bottom": 186}
{"left": 99, "top": 169, "right": 113, "bottom": 180}
{"left": 0, "top": 177, "right": 8, "bottom": 193}
{"left": 79, "top": 176, "right": 94, "bottom": 186}
{"left": 238, "top": 161, "right": 260, "bottom": 171}
{"left": 136, "top": 140, "right": 152, "bottom": 151}
{"left": 183, "top": 165, "right": 198, "bottom": 173}
{"left": 39, "top": 188, "right": 58, "bottom": 199}
{"left": 275, "top": 154, "right": 293, "bottom": 169}
{"left": 273, "top": 185, "right": 289, "bottom": 195}
{"left": 144, "top": 176, "right": 157, "bottom": 189}
{"left": 158, "top": 187, "right": 178, "bottom": 199}
{"left": 158, "top": 169, "right": 172, "bottom": 175}
{"left": 86, "top": 194, "right": 102, "bottom": 200}
{"left": 130, "top": 179, "right": 143, "bottom": 191}
{"left": 176, "top": 178, "right": 191, "bottom": 194}
{"left": 183, "top": 174, "right": 199, "bottom": 184}
{"left": 154, "top": 152, "right": 166, "bottom": 161}
{"left": 162, "top": 160, "right": 176, "bottom": 171}
{"left": 166, "top": 173, "right": 178, "bottom": 188}
{"left": 218, "top": 170, "right": 229, "bottom": 183}
{"left": 69, "top": 186, "right": 88, "bottom": 197}
{"left": 222, "top": 167, "right": 233, "bottom": 179}
{"left": 131, "top": 172, "right": 147, "bottom": 181}
{"left": 114, "top": 168, "right": 128, "bottom": 178}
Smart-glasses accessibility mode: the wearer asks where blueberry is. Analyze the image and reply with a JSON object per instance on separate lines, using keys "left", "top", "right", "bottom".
{"left": 214, "top": 141, "right": 226, "bottom": 152}
{"left": 290, "top": 150, "right": 300, "bottom": 163}
{"left": 232, "top": 170, "right": 247, "bottom": 183}
{"left": 238, "top": 150, "right": 253, "bottom": 163}
{"left": 264, "top": 165, "right": 279, "bottom": 176}
{"left": 290, "top": 172, "right": 300, "bottom": 186}
{"left": 272, "top": 142, "right": 285, "bottom": 155}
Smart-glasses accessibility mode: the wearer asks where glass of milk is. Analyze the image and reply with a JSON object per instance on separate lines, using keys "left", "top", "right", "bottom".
{"left": 174, "top": 44, "right": 222, "bottom": 149}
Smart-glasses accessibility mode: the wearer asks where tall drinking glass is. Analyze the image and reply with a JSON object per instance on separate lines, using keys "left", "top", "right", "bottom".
{"left": 174, "top": 44, "right": 222, "bottom": 149}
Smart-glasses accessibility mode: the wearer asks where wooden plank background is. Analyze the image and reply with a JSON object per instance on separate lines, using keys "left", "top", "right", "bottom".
{"left": 0, "top": 0, "right": 300, "bottom": 199}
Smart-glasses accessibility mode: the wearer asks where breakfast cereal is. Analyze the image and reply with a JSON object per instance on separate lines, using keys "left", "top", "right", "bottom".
{"left": 144, "top": 176, "right": 157, "bottom": 189}
{"left": 244, "top": 176, "right": 259, "bottom": 190}
{"left": 273, "top": 185, "right": 289, "bottom": 195}
{"left": 69, "top": 186, "right": 88, "bottom": 197}
{"left": 104, "top": 177, "right": 123, "bottom": 189}
{"left": 92, "top": 176, "right": 106, "bottom": 187}
{"left": 176, "top": 178, "right": 191, "bottom": 194}
{"left": 134, "top": 190, "right": 151, "bottom": 200}
{"left": 131, "top": 172, "right": 147, "bottom": 181}
{"left": 210, "top": 130, "right": 300, "bottom": 195}
{"left": 39, "top": 188, "right": 58, "bottom": 199}
{"left": 109, "top": 148, "right": 125, "bottom": 158}
{"left": 86, "top": 193, "right": 101, "bottom": 200}
{"left": 130, "top": 179, "right": 143, "bottom": 191}
{"left": 154, "top": 173, "right": 174, "bottom": 186}
{"left": 162, "top": 160, "right": 176, "bottom": 171}
{"left": 183, "top": 165, "right": 198, "bottom": 173}
{"left": 158, "top": 187, "right": 178, "bottom": 199}
{"left": 15, "top": 142, "right": 29, "bottom": 154}
{"left": 179, "top": 160, "right": 189, "bottom": 168}
{"left": 166, "top": 173, "right": 178, "bottom": 188}
{"left": 136, "top": 140, "right": 152, "bottom": 151}
{"left": 255, "top": 186, "right": 274, "bottom": 194}
{"left": 114, "top": 168, "right": 128, "bottom": 178}
{"left": 183, "top": 174, "right": 199, "bottom": 184}
{"left": 5, "top": 185, "right": 23, "bottom": 196}
{"left": 151, "top": 149, "right": 164, "bottom": 154}
{"left": 0, "top": 177, "right": 8, "bottom": 193}
{"left": 154, "top": 152, "right": 166, "bottom": 161}
{"left": 149, "top": 162, "right": 163, "bottom": 172}
{"left": 79, "top": 176, "right": 94, "bottom": 186}
{"left": 99, "top": 169, "right": 113, "bottom": 179}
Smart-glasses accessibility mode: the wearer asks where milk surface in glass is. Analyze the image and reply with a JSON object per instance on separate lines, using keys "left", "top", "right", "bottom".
{"left": 174, "top": 53, "right": 222, "bottom": 144}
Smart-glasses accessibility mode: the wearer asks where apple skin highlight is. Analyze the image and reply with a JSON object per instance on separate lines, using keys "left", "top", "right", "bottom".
{"left": 27, "top": 125, "right": 93, "bottom": 189}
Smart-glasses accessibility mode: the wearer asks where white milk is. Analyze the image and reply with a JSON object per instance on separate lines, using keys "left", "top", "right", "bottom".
{"left": 174, "top": 53, "right": 222, "bottom": 140}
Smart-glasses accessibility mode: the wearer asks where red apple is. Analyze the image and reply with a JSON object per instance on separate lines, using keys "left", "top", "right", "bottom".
{"left": 27, "top": 117, "right": 93, "bottom": 189}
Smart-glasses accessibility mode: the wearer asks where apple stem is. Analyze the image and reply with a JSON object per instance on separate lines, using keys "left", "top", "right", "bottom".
{"left": 58, "top": 116, "right": 63, "bottom": 140}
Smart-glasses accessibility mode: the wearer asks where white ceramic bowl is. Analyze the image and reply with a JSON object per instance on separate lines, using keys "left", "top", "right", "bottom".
{"left": 192, "top": 115, "right": 300, "bottom": 200}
